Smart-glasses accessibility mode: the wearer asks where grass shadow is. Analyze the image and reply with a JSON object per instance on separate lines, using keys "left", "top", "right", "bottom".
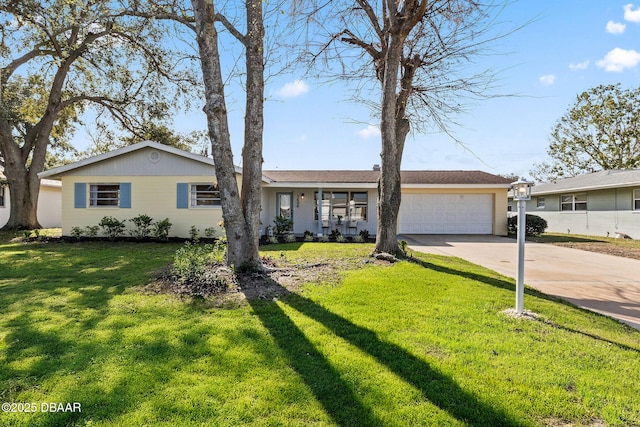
{"left": 250, "top": 278, "right": 523, "bottom": 427}
{"left": 408, "top": 255, "right": 640, "bottom": 353}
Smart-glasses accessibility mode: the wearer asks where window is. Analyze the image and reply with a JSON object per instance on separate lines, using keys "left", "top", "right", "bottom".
{"left": 350, "top": 192, "right": 368, "bottom": 221}
{"left": 190, "top": 183, "right": 220, "bottom": 207}
{"left": 0, "top": 186, "right": 4, "bottom": 207}
{"left": 332, "top": 192, "right": 348, "bottom": 220}
{"left": 536, "top": 197, "right": 545, "bottom": 208}
{"left": 634, "top": 189, "right": 640, "bottom": 211}
{"left": 561, "top": 193, "right": 587, "bottom": 211}
{"left": 90, "top": 184, "right": 120, "bottom": 207}
{"left": 315, "top": 191, "right": 368, "bottom": 221}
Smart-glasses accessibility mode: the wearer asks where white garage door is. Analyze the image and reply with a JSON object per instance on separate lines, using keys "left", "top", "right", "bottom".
{"left": 398, "top": 194, "right": 493, "bottom": 234}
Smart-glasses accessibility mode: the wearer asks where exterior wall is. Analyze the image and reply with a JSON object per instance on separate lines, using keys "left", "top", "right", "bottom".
{"left": 401, "top": 187, "right": 509, "bottom": 236}
{"left": 37, "top": 184, "right": 62, "bottom": 228}
{"left": 260, "top": 187, "right": 377, "bottom": 237}
{"left": 0, "top": 183, "right": 62, "bottom": 229}
{"left": 260, "top": 186, "right": 509, "bottom": 237}
{"left": 515, "top": 187, "right": 640, "bottom": 239}
{"left": 61, "top": 175, "right": 224, "bottom": 238}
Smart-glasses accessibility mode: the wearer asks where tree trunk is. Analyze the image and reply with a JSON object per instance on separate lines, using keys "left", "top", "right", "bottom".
{"left": 375, "top": 34, "right": 405, "bottom": 255}
{"left": 1, "top": 164, "right": 41, "bottom": 230}
{"left": 239, "top": 0, "right": 265, "bottom": 270}
{"left": 191, "top": 0, "right": 262, "bottom": 270}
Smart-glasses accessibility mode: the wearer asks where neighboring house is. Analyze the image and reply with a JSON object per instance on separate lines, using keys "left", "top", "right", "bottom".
{"left": 0, "top": 172, "right": 62, "bottom": 229}
{"left": 39, "top": 140, "right": 512, "bottom": 238}
{"left": 509, "top": 169, "right": 640, "bottom": 239}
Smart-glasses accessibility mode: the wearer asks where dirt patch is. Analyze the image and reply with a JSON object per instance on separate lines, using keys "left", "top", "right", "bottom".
{"left": 544, "top": 241, "right": 640, "bottom": 261}
{"left": 144, "top": 254, "right": 386, "bottom": 305}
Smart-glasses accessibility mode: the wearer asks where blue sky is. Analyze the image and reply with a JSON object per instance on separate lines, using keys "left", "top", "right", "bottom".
{"left": 164, "top": 2, "right": 640, "bottom": 178}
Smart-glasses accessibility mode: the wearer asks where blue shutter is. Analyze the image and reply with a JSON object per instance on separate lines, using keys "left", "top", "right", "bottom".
{"left": 177, "top": 183, "right": 189, "bottom": 209}
{"left": 120, "top": 183, "right": 131, "bottom": 208}
{"left": 74, "top": 183, "right": 86, "bottom": 208}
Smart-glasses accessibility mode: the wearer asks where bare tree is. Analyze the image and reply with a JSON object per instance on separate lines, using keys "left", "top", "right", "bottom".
{"left": 188, "top": 0, "right": 264, "bottom": 270}
{"left": 0, "top": 0, "right": 195, "bottom": 230}
{"left": 298, "top": 0, "right": 511, "bottom": 254}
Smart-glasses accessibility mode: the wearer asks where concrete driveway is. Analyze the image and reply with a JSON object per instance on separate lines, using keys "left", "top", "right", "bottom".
{"left": 401, "top": 234, "right": 640, "bottom": 330}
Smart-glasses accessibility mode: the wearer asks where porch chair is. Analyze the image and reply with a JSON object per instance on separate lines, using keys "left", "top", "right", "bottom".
{"left": 348, "top": 219, "right": 358, "bottom": 236}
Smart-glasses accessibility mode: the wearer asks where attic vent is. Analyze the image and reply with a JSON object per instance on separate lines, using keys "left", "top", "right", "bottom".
{"left": 147, "top": 150, "right": 162, "bottom": 164}
{"left": 373, "top": 164, "right": 380, "bottom": 171}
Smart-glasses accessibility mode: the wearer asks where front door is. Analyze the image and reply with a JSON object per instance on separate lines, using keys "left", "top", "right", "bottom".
{"left": 276, "top": 192, "right": 293, "bottom": 221}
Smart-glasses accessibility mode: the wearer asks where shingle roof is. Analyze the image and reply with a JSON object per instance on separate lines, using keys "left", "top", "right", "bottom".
{"left": 262, "top": 170, "right": 512, "bottom": 185}
{"left": 532, "top": 169, "right": 640, "bottom": 195}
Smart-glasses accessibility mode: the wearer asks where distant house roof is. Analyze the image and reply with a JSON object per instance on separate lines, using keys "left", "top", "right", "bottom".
{"left": 262, "top": 170, "right": 512, "bottom": 188}
{"left": 532, "top": 169, "right": 640, "bottom": 195}
{"left": 38, "top": 140, "right": 242, "bottom": 179}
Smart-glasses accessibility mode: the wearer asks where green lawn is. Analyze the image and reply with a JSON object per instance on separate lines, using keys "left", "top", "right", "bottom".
{"left": 1, "top": 236, "right": 639, "bottom": 426}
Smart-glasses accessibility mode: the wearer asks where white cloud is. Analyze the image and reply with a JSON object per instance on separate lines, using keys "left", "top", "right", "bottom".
{"left": 624, "top": 3, "right": 640, "bottom": 22}
{"left": 275, "top": 80, "right": 309, "bottom": 98}
{"left": 596, "top": 47, "right": 640, "bottom": 71}
{"left": 538, "top": 74, "right": 556, "bottom": 86}
{"left": 569, "top": 60, "right": 590, "bottom": 70}
{"left": 356, "top": 125, "right": 381, "bottom": 139}
{"left": 606, "top": 20, "right": 626, "bottom": 34}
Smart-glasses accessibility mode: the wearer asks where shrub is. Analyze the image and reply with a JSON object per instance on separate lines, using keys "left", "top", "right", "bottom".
{"left": 153, "top": 218, "right": 172, "bottom": 241}
{"left": 352, "top": 235, "right": 364, "bottom": 243}
{"left": 273, "top": 215, "right": 293, "bottom": 236}
{"left": 285, "top": 234, "right": 296, "bottom": 243}
{"left": 189, "top": 225, "right": 200, "bottom": 242}
{"left": 329, "top": 229, "right": 342, "bottom": 240}
{"left": 85, "top": 225, "right": 99, "bottom": 237}
{"left": 304, "top": 234, "right": 314, "bottom": 242}
{"left": 335, "top": 234, "right": 346, "bottom": 243}
{"left": 70, "top": 227, "right": 84, "bottom": 238}
{"left": 359, "top": 229, "right": 370, "bottom": 239}
{"left": 319, "top": 235, "right": 330, "bottom": 242}
{"left": 204, "top": 227, "right": 216, "bottom": 238}
{"left": 171, "top": 242, "right": 232, "bottom": 296}
{"left": 507, "top": 214, "right": 548, "bottom": 236}
{"left": 268, "top": 236, "right": 279, "bottom": 244}
{"left": 22, "top": 230, "right": 32, "bottom": 239}
{"left": 129, "top": 214, "right": 154, "bottom": 239}
{"left": 99, "top": 216, "right": 126, "bottom": 239}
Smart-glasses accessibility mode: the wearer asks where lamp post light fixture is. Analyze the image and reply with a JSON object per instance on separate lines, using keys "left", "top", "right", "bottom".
{"left": 510, "top": 178, "right": 534, "bottom": 314}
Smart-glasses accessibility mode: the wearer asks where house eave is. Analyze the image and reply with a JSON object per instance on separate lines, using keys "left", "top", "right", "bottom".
{"left": 531, "top": 182, "right": 640, "bottom": 196}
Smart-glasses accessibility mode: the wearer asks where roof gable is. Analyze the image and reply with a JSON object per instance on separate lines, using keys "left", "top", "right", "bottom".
{"left": 39, "top": 141, "right": 241, "bottom": 178}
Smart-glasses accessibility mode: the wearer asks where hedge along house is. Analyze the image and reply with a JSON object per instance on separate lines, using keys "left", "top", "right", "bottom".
{"left": 38, "top": 141, "right": 241, "bottom": 238}
{"left": 261, "top": 170, "right": 511, "bottom": 237}
{"left": 509, "top": 169, "right": 640, "bottom": 239}
{"left": 1, "top": 170, "right": 62, "bottom": 229}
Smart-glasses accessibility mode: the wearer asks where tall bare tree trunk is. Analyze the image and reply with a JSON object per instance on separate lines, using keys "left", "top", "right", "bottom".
{"left": 240, "top": 0, "right": 265, "bottom": 268}
{"left": 191, "top": 0, "right": 262, "bottom": 270}
{"left": 375, "top": 34, "right": 406, "bottom": 255}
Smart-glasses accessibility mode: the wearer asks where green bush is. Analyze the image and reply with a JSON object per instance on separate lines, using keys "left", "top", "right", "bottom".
{"left": 171, "top": 241, "right": 231, "bottom": 296}
{"left": 359, "top": 229, "right": 370, "bottom": 239}
{"left": 189, "top": 225, "right": 200, "bottom": 242}
{"left": 204, "top": 227, "right": 216, "bottom": 238}
{"left": 70, "top": 227, "right": 84, "bottom": 238}
{"left": 129, "top": 214, "right": 154, "bottom": 239}
{"left": 273, "top": 215, "right": 293, "bottom": 236}
{"left": 85, "top": 225, "right": 99, "bottom": 237}
{"left": 153, "top": 218, "right": 172, "bottom": 241}
{"left": 99, "top": 216, "right": 126, "bottom": 239}
{"left": 507, "top": 214, "right": 548, "bottom": 236}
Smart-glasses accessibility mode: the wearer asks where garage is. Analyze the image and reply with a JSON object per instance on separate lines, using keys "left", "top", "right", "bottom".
{"left": 398, "top": 193, "right": 494, "bottom": 234}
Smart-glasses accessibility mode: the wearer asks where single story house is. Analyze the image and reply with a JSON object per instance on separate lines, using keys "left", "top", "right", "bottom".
{"left": 38, "top": 140, "right": 512, "bottom": 238}
{"left": 509, "top": 169, "right": 640, "bottom": 239}
{"left": 0, "top": 172, "right": 62, "bottom": 229}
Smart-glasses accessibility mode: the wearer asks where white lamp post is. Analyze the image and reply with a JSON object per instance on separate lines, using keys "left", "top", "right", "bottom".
{"left": 510, "top": 179, "right": 533, "bottom": 314}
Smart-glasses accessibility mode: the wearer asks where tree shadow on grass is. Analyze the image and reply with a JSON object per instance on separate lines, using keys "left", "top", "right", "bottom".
{"left": 249, "top": 278, "right": 523, "bottom": 427}
{"left": 409, "top": 256, "right": 640, "bottom": 353}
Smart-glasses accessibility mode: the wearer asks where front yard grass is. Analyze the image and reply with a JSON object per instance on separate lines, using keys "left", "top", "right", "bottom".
{"left": 0, "top": 238, "right": 639, "bottom": 426}
{"left": 530, "top": 232, "right": 640, "bottom": 260}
